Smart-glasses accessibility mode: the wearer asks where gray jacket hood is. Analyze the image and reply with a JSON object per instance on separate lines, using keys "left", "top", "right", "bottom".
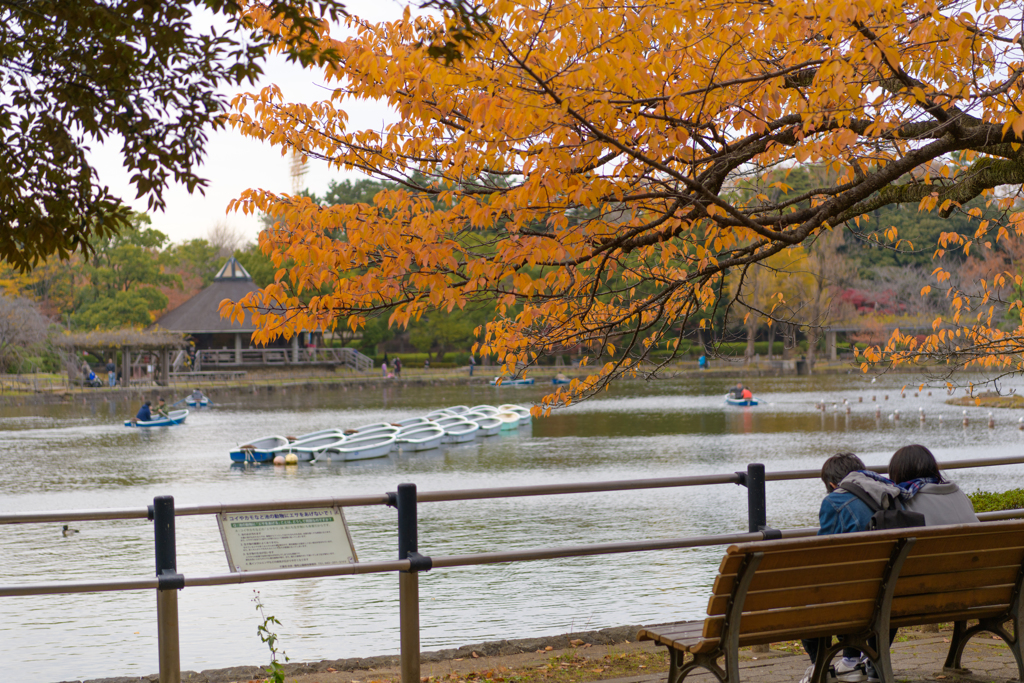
{"left": 836, "top": 471, "right": 903, "bottom": 509}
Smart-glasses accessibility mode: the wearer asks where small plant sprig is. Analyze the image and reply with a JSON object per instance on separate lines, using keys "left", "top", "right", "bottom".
{"left": 253, "top": 590, "right": 289, "bottom": 683}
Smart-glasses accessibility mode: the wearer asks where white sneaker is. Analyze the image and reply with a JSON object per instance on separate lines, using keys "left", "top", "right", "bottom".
{"left": 799, "top": 665, "right": 839, "bottom": 683}
{"left": 834, "top": 661, "right": 867, "bottom": 683}
{"left": 863, "top": 660, "right": 879, "bottom": 683}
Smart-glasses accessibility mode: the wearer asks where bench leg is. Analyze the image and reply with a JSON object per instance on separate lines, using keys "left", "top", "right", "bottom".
{"left": 944, "top": 618, "right": 1024, "bottom": 679}
{"left": 666, "top": 648, "right": 728, "bottom": 683}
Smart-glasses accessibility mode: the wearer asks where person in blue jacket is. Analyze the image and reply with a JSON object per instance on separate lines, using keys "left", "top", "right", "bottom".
{"left": 800, "top": 452, "right": 903, "bottom": 683}
{"left": 135, "top": 401, "right": 153, "bottom": 422}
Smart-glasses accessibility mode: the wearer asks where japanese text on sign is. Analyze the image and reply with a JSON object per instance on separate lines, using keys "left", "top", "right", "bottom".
{"left": 217, "top": 507, "right": 358, "bottom": 572}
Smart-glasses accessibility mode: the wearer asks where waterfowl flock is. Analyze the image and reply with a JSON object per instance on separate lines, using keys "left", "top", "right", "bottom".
{"left": 230, "top": 404, "right": 533, "bottom": 464}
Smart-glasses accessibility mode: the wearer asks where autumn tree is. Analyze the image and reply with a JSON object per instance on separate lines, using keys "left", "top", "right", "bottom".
{"left": 226, "top": 0, "right": 1024, "bottom": 406}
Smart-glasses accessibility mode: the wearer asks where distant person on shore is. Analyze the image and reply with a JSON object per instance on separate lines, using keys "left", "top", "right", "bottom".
{"left": 698, "top": 354, "right": 707, "bottom": 369}
{"left": 799, "top": 452, "right": 904, "bottom": 683}
{"left": 106, "top": 358, "right": 116, "bottom": 387}
{"left": 393, "top": 357, "right": 402, "bottom": 378}
{"left": 469, "top": 355, "right": 476, "bottom": 376}
{"left": 424, "top": 358, "right": 430, "bottom": 370}
{"left": 889, "top": 445, "right": 978, "bottom": 525}
{"left": 381, "top": 361, "right": 387, "bottom": 378}
{"left": 135, "top": 401, "right": 153, "bottom": 423}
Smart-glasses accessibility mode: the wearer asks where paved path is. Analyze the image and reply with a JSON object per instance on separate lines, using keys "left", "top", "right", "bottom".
{"left": 77, "top": 627, "right": 1020, "bottom": 683}
{"left": 275, "top": 629, "right": 1020, "bottom": 683}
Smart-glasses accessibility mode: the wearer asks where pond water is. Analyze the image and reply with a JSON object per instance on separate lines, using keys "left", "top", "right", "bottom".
{"left": 2, "top": 374, "right": 1024, "bottom": 681}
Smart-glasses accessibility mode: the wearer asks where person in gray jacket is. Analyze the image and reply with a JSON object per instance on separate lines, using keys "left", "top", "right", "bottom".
{"left": 889, "top": 444, "right": 979, "bottom": 525}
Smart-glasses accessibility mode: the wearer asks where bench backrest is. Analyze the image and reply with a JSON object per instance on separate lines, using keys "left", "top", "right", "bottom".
{"left": 704, "top": 520, "right": 1024, "bottom": 645}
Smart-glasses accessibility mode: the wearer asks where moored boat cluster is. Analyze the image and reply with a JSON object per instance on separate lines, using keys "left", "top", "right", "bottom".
{"left": 230, "top": 404, "right": 532, "bottom": 464}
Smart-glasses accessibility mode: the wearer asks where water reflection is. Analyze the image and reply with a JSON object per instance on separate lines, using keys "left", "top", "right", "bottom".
{"left": 1, "top": 375, "right": 1024, "bottom": 680}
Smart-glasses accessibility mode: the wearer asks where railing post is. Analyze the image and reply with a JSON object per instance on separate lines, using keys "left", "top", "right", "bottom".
{"left": 397, "top": 483, "right": 422, "bottom": 683}
{"left": 152, "top": 495, "right": 182, "bottom": 683}
{"left": 746, "top": 463, "right": 767, "bottom": 533}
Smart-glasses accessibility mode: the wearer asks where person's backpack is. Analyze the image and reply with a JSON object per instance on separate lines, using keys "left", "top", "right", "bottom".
{"left": 840, "top": 484, "right": 926, "bottom": 530}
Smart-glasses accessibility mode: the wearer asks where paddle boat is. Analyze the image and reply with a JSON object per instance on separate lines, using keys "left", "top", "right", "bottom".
{"left": 489, "top": 377, "right": 535, "bottom": 386}
{"left": 495, "top": 411, "right": 522, "bottom": 430}
{"left": 344, "top": 424, "right": 400, "bottom": 439}
{"left": 393, "top": 416, "right": 433, "bottom": 428}
{"left": 498, "top": 404, "right": 533, "bottom": 425}
{"left": 320, "top": 432, "right": 397, "bottom": 462}
{"left": 396, "top": 426, "right": 446, "bottom": 452}
{"left": 287, "top": 428, "right": 344, "bottom": 442}
{"left": 124, "top": 409, "right": 189, "bottom": 428}
{"left": 445, "top": 405, "right": 471, "bottom": 415}
{"left": 466, "top": 414, "right": 503, "bottom": 436}
{"left": 443, "top": 420, "right": 480, "bottom": 443}
{"left": 273, "top": 434, "right": 348, "bottom": 462}
{"left": 552, "top": 375, "right": 571, "bottom": 385}
{"left": 725, "top": 394, "right": 759, "bottom": 407}
{"left": 425, "top": 409, "right": 456, "bottom": 420}
{"left": 230, "top": 435, "right": 290, "bottom": 463}
{"left": 468, "top": 405, "right": 499, "bottom": 416}
{"left": 185, "top": 393, "right": 210, "bottom": 407}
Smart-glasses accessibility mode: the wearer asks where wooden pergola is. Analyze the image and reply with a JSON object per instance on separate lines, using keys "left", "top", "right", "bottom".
{"left": 55, "top": 330, "right": 190, "bottom": 387}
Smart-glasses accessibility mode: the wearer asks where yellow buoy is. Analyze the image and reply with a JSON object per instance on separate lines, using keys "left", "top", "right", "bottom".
{"left": 284, "top": 453, "right": 299, "bottom": 465}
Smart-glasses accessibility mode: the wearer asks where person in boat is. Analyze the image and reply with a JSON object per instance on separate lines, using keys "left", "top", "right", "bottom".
{"left": 190, "top": 388, "right": 204, "bottom": 402}
{"left": 135, "top": 401, "right": 153, "bottom": 422}
{"left": 730, "top": 382, "right": 744, "bottom": 398}
{"left": 155, "top": 398, "right": 169, "bottom": 418}
{"left": 740, "top": 386, "right": 753, "bottom": 400}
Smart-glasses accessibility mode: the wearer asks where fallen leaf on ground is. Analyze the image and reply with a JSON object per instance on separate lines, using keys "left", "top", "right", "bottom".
{"left": 472, "top": 652, "right": 480, "bottom": 658}
{"left": 545, "top": 646, "right": 553, "bottom": 651}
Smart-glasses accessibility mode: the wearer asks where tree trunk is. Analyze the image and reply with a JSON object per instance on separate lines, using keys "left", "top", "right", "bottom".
{"left": 806, "top": 327, "right": 818, "bottom": 374}
{"left": 745, "top": 320, "right": 756, "bottom": 364}
{"left": 782, "top": 324, "right": 794, "bottom": 360}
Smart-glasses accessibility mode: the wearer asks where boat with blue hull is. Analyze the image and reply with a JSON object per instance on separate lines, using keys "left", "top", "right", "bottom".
{"left": 230, "top": 435, "right": 290, "bottom": 463}
{"left": 124, "top": 410, "right": 189, "bottom": 428}
{"left": 724, "top": 394, "right": 759, "bottom": 407}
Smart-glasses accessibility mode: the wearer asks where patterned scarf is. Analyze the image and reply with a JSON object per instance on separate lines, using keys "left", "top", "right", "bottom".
{"left": 850, "top": 469, "right": 910, "bottom": 501}
{"left": 896, "top": 476, "right": 941, "bottom": 498}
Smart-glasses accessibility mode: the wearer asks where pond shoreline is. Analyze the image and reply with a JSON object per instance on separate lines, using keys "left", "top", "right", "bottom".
{"left": 2, "top": 359, "right": 910, "bottom": 408}
{"left": 72, "top": 625, "right": 642, "bottom": 683}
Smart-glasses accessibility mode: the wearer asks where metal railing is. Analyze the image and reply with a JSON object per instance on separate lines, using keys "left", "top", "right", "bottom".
{"left": 196, "top": 347, "right": 373, "bottom": 371}
{"left": 3, "top": 455, "right": 1024, "bottom": 683}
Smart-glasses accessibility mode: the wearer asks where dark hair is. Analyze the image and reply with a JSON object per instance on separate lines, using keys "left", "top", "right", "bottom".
{"left": 144, "top": 401, "right": 151, "bottom": 406}
{"left": 821, "top": 452, "right": 865, "bottom": 490}
{"left": 889, "top": 444, "right": 944, "bottom": 484}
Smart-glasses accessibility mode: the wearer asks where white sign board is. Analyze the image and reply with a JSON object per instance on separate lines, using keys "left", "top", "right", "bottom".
{"left": 217, "top": 507, "right": 358, "bottom": 572}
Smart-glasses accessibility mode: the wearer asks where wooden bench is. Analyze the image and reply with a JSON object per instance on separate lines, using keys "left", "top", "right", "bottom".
{"left": 639, "top": 520, "right": 1024, "bottom": 683}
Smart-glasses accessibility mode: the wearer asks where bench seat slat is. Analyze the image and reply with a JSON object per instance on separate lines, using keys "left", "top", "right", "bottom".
{"left": 902, "top": 547, "right": 1024, "bottom": 576}
{"left": 707, "top": 579, "right": 881, "bottom": 616}
{"left": 894, "top": 565, "right": 1019, "bottom": 596}
{"left": 703, "top": 599, "right": 875, "bottom": 639}
{"left": 892, "top": 585, "right": 1013, "bottom": 618}
{"left": 912, "top": 531, "right": 1024, "bottom": 555}
{"left": 714, "top": 558, "right": 888, "bottom": 594}
{"left": 718, "top": 541, "right": 895, "bottom": 574}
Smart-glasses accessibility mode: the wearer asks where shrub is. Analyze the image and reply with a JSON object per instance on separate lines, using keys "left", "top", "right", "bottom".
{"left": 968, "top": 489, "right": 1024, "bottom": 513}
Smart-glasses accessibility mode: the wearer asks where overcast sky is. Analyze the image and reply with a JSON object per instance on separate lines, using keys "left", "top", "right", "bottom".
{"left": 87, "top": 0, "right": 406, "bottom": 247}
